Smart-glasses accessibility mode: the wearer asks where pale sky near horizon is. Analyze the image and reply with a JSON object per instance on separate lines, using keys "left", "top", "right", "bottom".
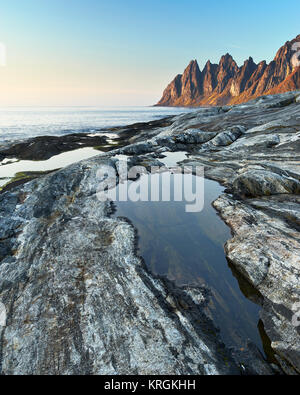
{"left": 0, "top": 0, "right": 299, "bottom": 106}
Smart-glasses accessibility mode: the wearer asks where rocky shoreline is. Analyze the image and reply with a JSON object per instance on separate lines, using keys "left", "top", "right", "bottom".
{"left": 0, "top": 117, "right": 175, "bottom": 163}
{"left": 0, "top": 91, "right": 299, "bottom": 375}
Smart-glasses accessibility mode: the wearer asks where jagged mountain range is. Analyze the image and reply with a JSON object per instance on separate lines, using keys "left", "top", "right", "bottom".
{"left": 156, "top": 35, "right": 300, "bottom": 107}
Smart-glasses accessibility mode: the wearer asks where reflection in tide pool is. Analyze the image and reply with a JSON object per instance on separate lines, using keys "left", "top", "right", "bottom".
{"left": 0, "top": 147, "right": 102, "bottom": 180}
{"left": 113, "top": 171, "right": 263, "bottom": 352}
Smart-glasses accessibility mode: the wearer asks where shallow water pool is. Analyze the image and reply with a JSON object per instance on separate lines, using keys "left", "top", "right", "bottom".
{"left": 112, "top": 154, "right": 263, "bottom": 351}
{"left": 0, "top": 147, "right": 102, "bottom": 186}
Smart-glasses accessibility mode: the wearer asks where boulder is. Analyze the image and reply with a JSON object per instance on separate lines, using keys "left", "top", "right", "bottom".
{"left": 233, "top": 170, "right": 300, "bottom": 197}
{"left": 174, "top": 129, "right": 217, "bottom": 144}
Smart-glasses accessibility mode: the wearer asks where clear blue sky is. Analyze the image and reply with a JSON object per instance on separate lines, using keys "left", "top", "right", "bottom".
{"left": 0, "top": 0, "right": 299, "bottom": 105}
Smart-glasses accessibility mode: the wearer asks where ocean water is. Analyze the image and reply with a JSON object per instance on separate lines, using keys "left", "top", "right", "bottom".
{"left": 0, "top": 106, "right": 194, "bottom": 143}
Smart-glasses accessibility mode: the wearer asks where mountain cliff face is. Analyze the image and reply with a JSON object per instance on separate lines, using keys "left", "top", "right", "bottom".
{"left": 157, "top": 35, "right": 300, "bottom": 107}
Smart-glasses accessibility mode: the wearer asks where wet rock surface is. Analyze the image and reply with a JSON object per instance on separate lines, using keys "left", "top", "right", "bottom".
{"left": 0, "top": 91, "right": 300, "bottom": 374}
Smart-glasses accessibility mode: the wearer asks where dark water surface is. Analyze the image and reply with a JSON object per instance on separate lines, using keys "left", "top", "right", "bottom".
{"left": 113, "top": 162, "right": 263, "bottom": 352}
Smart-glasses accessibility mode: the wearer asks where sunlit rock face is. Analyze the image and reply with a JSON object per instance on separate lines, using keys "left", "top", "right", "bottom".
{"left": 157, "top": 35, "right": 300, "bottom": 107}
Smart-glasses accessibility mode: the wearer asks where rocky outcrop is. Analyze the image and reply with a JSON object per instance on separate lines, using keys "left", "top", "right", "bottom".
{"left": 0, "top": 156, "right": 240, "bottom": 375}
{"left": 0, "top": 133, "right": 108, "bottom": 161}
{"left": 157, "top": 35, "right": 300, "bottom": 107}
{"left": 0, "top": 118, "right": 177, "bottom": 163}
{"left": 1, "top": 91, "right": 300, "bottom": 375}
{"left": 153, "top": 91, "right": 300, "bottom": 374}
{"left": 232, "top": 170, "right": 300, "bottom": 198}
{"left": 213, "top": 194, "right": 300, "bottom": 375}
{"left": 141, "top": 91, "right": 300, "bottom": 373}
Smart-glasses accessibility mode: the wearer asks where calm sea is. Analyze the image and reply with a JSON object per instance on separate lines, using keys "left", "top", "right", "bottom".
{"left": 0, "top": 106, "right": 195, "bottom": 143}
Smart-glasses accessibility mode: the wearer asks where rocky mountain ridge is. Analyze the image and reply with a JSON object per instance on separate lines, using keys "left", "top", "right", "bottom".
{"left": 156, "top": 35, "right": 300, "bottom": 107}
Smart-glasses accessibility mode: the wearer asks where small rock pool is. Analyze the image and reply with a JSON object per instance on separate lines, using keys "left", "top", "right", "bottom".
{"left": 0, "top": 147, "right": 102, "bottom": 190}
{"left": 113, "top": 152, "right": 264, "bottom": 352}
{"left": 0, "top": 146, "right": 265, "bottom": 353}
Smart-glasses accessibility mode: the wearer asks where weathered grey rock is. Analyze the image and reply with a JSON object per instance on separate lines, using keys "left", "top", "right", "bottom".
{"left": 228, "top": 134, "right": 280, "bottom": 151}
{"left": 198, "top": 126, "right": 244, "bottom": 151}
{"left": 118, "top": 142, "right": 154, "bottom": 156}
{"left": 174, "top": 129, "right": 217, "bottom": 144}
{"left": 232, "top": 169, "right": 300, "bottom": 197}
{"left": 213, "top": 126, "right": 244, "bottom": 146}
{"left": 148, "top": 91, "right": 300, "bottom": 374}
{"left": 1, "top": 91, "right": 300, "bottom": 375}
{"left": 154, "top": 136, "right": 176, "bottom": 149}
{"left": 264, "top": 94, "right": 298, "bottom": 109}
{"left": 213, "top": 194, "right": 300, "bottom": 374}
{"left": 0, "top": 157, "right": 239, "bottom": 375}
{"left": 0, "top": 133, "right": 108, "bottom": 161}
